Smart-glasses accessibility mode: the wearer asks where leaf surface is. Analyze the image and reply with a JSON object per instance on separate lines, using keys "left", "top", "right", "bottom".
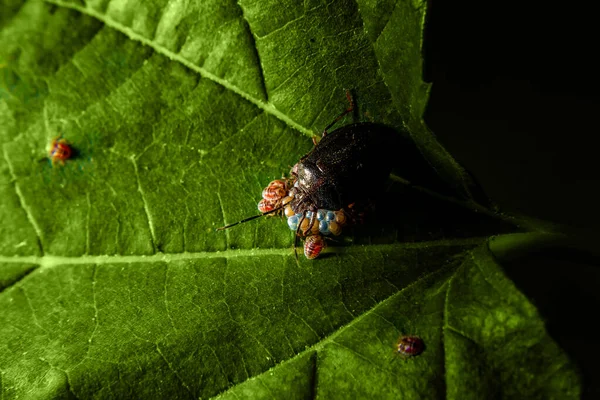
{"left": 0, "top": 0, "right": 580, "bottom": 398}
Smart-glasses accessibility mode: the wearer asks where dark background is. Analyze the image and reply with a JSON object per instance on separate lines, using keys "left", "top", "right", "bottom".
{"left": 424, "top": 1, "right": 597, "bottom": 230}
{"left": 423, "top": 2, "right": 599, "bottom": 397}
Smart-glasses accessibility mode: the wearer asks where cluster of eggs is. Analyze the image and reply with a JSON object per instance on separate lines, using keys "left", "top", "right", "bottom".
{"left": 286, "top": 209, "right": 346, "bottom": 236}
{"left": 256, "top": 179, "right": 351, "bottom": 259}
{"left": 256, "top": 180, "right": 350, "bottom": 238}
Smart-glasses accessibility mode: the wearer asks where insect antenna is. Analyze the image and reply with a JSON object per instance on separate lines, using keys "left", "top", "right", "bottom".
{"left": 216, "top": 203, "right": 285, "bottom": 231}
{"left": 321, "top": 89, "right": 355, "bottom": 136}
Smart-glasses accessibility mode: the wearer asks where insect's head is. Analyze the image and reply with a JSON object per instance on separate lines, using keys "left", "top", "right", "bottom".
{"left": 290, "top": 163, "right": 299, "bottom": 177}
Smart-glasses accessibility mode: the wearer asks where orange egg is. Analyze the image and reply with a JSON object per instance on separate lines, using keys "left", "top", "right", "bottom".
{"left": 311, "top": 219, "right": 320, "bottom": 234}
{"left": 281, "top": 195, "right": 294, "bottom": 205}
{"left": 329, "top": 221, "right": 342, "bottom": 236}
{"left": 284, "top": 205, "right": 295, "bottom": 217}
{"left": 334, "top": 211, "right": 347, "bottom": 225}
{"left": 300, "top": 217, "right": 310, "bottom": 233}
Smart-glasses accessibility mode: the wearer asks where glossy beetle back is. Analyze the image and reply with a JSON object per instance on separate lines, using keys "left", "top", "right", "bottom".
{"left": 293, "top": 122, "right": 399, "bottom": 211}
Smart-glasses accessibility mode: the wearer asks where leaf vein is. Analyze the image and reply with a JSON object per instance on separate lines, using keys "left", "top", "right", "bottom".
{"left": 442, "top": 265, "right": 460, "bottom": 399}
{"left": 155, "top": 343, "right": 194, "bottom": 396}
{"left": 236, "top": 1, "right": 268, "bottom": 101}
{"left": 2, "top": 145, "right": 44, "bottom": 255}
{"left": 20, "top": 287, "right": 49, "bottom": 334}
{"left": 252, "top": 11, "right": 306, "bottom": 41}
{"left": 44, "top": 0, "right": 313, "bottom": 137}
{"left": 85, "top": 192, "right": 91, "bottom": 255}
{"left": 445, "top": 324, "right": 477, "bottom": 344}
{"left": 163, "top": 264, "right": 177, "bottom": 332}
{"left": 0, "top": 239, "right": 485, "bottom": 266}
{"left": 130, "top": 155, "right": 157, "bottom": 251}
{"left": 211, "top": 265, "right": 455, "bottom": 399}
{"left": 86, "top": 264, "right": 100, "bottom": 357}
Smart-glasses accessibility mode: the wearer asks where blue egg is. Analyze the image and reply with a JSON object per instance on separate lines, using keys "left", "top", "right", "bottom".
{"left": 319, "top": 220, "right": 330, "bottom": 234}
{"left": 317, "top": 209, "right": 326, "bottom": 221}
{"left": 305, "top": 210, "right": 314, "bottom": 219}
{"left": 326, "top": 211, "right": 336, "bottom": 222}
{"left": 287, "top": 215, "right": 299, "bottom": 230}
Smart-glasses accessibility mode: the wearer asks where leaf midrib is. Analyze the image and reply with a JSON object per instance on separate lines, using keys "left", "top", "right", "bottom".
{"left": 0, "top": 238, "right": 485, "bottom": 267}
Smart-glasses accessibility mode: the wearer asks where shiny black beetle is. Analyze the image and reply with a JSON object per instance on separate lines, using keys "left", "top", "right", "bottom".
{"left": 217, "top": 92, "right": 399, "bottom": 259}
{"left": 290, "top": 121, "right": 398, "bottom": 213}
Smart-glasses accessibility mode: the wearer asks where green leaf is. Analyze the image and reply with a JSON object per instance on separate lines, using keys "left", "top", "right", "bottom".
{"left": 0, "top": 0, "right": 581, "bottom": 398}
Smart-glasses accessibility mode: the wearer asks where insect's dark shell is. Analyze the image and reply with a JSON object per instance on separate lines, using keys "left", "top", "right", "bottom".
{"left": 292, "top": 122, "right": 399, "bottom": 212}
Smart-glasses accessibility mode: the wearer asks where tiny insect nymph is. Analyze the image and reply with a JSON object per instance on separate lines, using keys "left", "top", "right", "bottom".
{"left": 396, "top": 335, "right": 425, "bottom": 357}
{"left": 303, "top": 234, "right": 326, "bottom": 259}
{"left": 216, "top": 91, "right": 399, "bottom": 259}
{"left": 48, "top": 137, "right": 72, "bottom": 165}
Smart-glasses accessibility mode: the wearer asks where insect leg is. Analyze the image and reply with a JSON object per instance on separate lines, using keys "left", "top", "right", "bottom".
{"left": 321, "top": 89, "right": 355, "bottom": 137}
{"left": 307, "top": 211, "right": 318, "bottom": 235}
{"left": 294, "top": 214, "right": 307, "bottom": 260}
{"left": 294, "top": 233, "right": 299, "bottom": 261}
{"left": 295, "top": 214, "right": 306, "bottom": 237}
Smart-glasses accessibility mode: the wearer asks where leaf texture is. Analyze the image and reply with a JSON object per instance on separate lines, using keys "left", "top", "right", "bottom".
{"left": 0, "top": 0, "right": 579, "bottom": 398}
